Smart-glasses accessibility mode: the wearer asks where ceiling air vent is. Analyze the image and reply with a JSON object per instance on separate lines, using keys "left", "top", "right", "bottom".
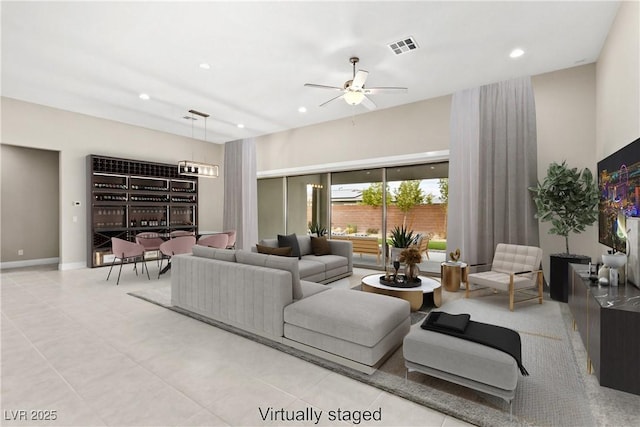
{"left": 388, "top": 37, "right": 419, "bottom": 55}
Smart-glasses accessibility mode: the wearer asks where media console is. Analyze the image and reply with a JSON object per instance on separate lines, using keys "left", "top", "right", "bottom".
{"left": 569, "top": 264, "right": 640, "bottom": 395}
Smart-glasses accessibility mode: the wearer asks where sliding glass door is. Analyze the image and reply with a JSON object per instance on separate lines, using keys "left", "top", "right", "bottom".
{"left": 257, "top": 161, "right": 449, "bottom": 273}
{"left": 386, "top": 162, "right": 449, "bottom": 273}
{"left": 330, "top": 169, "right": 385, "bottom": 268}
{"left": 286, "top": 174, "right": 329, "bottom": 236}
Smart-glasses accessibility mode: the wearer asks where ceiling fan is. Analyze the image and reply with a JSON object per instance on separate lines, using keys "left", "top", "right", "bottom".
{"left": 304, "top": 57, "right": 408, "bottom": 110}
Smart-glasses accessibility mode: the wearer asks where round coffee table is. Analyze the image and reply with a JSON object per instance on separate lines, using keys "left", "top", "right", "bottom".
{"left": 361, "top": 274, "right": 442, "bottom": 311}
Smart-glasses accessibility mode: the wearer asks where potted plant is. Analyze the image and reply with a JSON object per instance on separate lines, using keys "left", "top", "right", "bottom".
{"left": 529, "top": 161, "right": 599, "bottom": 302}
{"left": 389, "top": 225, "right": 417, "bottom": 261}
{"left": 308, "top": 222, "right": 327, "bottom": 237}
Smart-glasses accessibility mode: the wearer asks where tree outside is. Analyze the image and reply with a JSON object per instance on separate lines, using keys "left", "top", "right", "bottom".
{"left": 361, "top": 182, "right": 392, "bottom": 207}
{"left": 394, "top": 180, "right": 424, "bottom": 227}
{"left": 438, "top": 178, "right": 448, "bottom": 238}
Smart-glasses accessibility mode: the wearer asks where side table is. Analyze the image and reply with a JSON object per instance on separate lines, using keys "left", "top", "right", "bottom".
{"left": 441, "top": 262, "right": 468, "bottom": 292}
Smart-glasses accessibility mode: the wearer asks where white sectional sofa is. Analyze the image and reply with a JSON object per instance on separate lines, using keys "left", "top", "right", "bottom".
{"left": 171, "top": 246, "right": 410, "bottom": 373}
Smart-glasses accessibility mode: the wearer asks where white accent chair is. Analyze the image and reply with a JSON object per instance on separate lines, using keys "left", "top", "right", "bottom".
{"left": 466, "top": 243, "right": 544, "bottom": 311}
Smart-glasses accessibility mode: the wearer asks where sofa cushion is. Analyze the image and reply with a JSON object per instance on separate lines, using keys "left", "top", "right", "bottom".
{"left": 300, "top": 280, "right": 330, "bottom": 299}
{"left": 258, "top": 238, "right": 278, "bottom": 248}
{"left": 191, "top": 245, "right": 237, "bottom": 262}
{"left": 236, "top": 250, "right": 302, "bottom": 300}
{"left": 310, "top": 236, "right": 331, "bottom": 256}
{"left": 256, "top": 244, "right": 292, "bottom": 257}
{"left": 302, "top": 254, "right": 347, "bottom": 271}
{"left": 298, "top": 259, "right": 326, "bottom": 279}
{"left": 284, "top": 288, "right": 409, "bottom": 347}
{"left": 278, "top": 234, "right": 301, "bottom": 259}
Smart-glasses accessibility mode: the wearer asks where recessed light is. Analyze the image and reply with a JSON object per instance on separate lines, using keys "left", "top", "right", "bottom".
{"left": 298, "top": 106, "right": 307, "bottom": 113}
{"left": 237, "top": 124, "right": 245, "bottom": 128}
{"left": 509, "top": 48, "right": 525, "bottom": 59}
{"left": 139, "top": 93, "right": 150, "bottom": 100}
{"left": 199, "top": 63, "right": 211, "bottom": 70}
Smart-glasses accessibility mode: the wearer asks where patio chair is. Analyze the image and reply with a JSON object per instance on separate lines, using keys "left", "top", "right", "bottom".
{"left": 413, "top": 233, "right": 432, "bottom": 260}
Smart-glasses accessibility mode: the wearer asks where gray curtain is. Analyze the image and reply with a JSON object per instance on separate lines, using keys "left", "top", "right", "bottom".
{"left": 447, "top": 77, "right": 539, "bottom": 267}
{"left": 223, "top": 138, "right": 258, "bottom": 250}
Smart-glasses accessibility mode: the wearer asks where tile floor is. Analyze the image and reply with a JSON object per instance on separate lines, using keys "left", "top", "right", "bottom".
{"left": 1, "top": 264, "right": 472, "bottom": 427}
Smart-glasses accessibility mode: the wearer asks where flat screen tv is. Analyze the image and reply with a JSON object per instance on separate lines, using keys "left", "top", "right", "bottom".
{"left": 597, "top": 137, "right": 640, "bottom": 252}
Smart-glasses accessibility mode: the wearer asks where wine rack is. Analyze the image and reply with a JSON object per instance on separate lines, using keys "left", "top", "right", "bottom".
{"left": 87, "top": 155, "right": 198, "bottom": 267}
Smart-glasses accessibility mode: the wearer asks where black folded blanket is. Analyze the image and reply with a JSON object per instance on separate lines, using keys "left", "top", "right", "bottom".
{"left": 421, "top": 311, "right": 529, "bottom": 376}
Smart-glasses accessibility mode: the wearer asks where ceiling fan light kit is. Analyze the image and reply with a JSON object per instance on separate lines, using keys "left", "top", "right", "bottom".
{"left": 344, "top": 90, "right": 365, "bottom": 105}
{"left": 304, "top": 56, "right": 407, "bottom": 111}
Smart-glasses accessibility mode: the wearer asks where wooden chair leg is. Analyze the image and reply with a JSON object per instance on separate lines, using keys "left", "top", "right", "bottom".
{"left": 509, "top": 275, "right": 515, "bottom": 311}
{"left": 537, "top": 271, "right": 543, "bottom": 304}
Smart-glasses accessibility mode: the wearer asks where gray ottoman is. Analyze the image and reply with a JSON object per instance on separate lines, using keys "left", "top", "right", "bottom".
{"left": 403, "top": 323, "right": 518, "bottom": 414}
{"left": 283, "top": 288, "right": 410, "bottom": 374}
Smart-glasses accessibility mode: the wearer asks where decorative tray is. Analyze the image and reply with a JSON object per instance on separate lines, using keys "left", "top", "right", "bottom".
{"left": 379, "top": 275, "right": 422, "bottom": 288}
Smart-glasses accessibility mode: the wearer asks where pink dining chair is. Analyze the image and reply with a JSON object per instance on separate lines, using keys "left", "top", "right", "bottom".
{"left": 197, "top": 233, "right": 229, "bottom": 249}
{"left": 107, "top": 237, "right": 150, "bottom": 285}
{"left": 223, "top": 229, "right": 237, "bottom": 249}
{"left": 136, "top": 232, "right": 164, "bottom": 265}
{"left": 158, "top": 235, "right": 196, "bottom": 278}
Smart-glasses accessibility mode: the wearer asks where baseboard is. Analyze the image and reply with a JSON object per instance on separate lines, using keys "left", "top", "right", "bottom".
{"left": 0, "top": 257, "right": 59, "bottom": 270}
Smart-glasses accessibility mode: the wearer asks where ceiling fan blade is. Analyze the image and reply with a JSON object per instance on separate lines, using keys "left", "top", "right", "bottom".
{"left": 361, "top": 95, "right": 377, "bottom": 110}
{"left": 364, "top": 86, "right": 408, "bottom": 95}
{"left": 304, "top": 83, "right": 344, "bottom": 91}
{"left": 351, "top": 70, "right": 369, "bottom": 89}
{"left": 319, "top": 93, "right": 344, "bottom": 107}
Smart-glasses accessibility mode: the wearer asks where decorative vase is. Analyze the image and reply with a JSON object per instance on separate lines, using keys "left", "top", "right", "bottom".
{"left": 598, "top": 264, "right": 610, "bottom": 286}
{"left": 405, "top": 263, "right": 420, "bottom": 282}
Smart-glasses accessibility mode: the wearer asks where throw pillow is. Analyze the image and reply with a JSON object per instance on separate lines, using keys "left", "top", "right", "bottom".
{"left": 277, "top": 233, "right": 301, "bottom": 259}
{"left": 256, "top": 244, "right": 292, "bottom": 257}
{"left": 310, "top": 236, "right": 331, "bottom": 256}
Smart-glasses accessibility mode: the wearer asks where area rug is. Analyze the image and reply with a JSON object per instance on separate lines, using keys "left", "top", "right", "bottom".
{"left": 129, "top": 287, "right": 595, "bottom": 427}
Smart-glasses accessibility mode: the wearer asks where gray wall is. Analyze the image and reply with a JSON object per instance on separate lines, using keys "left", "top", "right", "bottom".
{"left": 1, "top": 145, "right": 59, "bottom": 263}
